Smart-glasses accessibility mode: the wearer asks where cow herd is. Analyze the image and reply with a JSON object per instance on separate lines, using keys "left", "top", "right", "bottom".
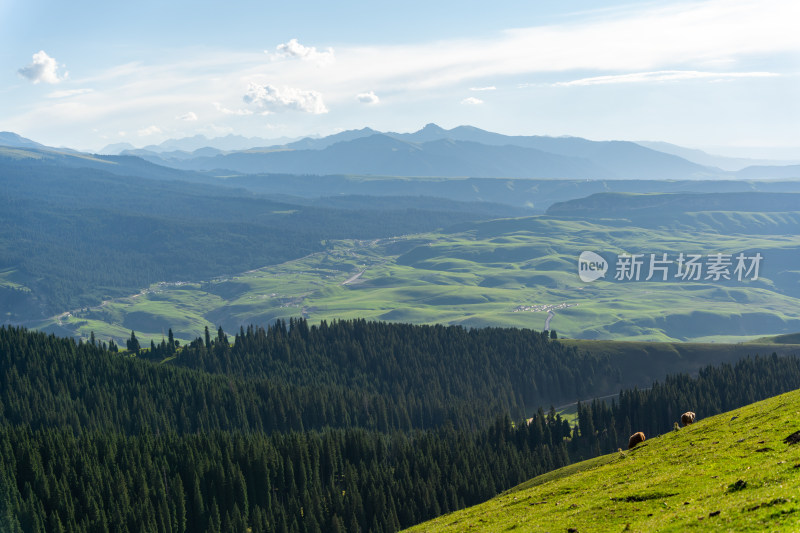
{"left": 627, "top": 410, "right": 696, "bottom": 449}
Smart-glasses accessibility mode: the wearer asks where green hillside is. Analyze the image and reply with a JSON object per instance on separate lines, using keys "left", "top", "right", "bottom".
{"left": 406, "top": 387, "right": 800, "bottom": 532}
{"left": 38, "top": 213, "right": 800, "bottom": 346}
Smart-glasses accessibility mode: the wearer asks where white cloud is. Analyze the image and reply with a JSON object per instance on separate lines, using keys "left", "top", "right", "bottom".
{"left": 356, "top": 91, "right": 380, "bottom": 104}
{"left": 18, "top": 51, "right": 67, "bottom": 84}
{"left": 273, "top": 39, "right": 335, "bottom": 66}
{"left": 137, "top": 125, "right": 162, "bottom": 137}
{"left": 213, "top": 102, "right": 253, "bottom": 116}
{"left": 553, "top": 70, "right": 780, "bottom": 87}
{"left": 470, "top": 86, "right": 496, "bottom": 91}
{"left": 46, "top": 88, "right": 93, "bottom": 98}
{"left": 461, "top": 97, "right": 484, "bottom": 105}
{"left": 243, "top": 83, "right": 328, "bottom": 114}
{"left": 175, "top": 111, "right": 197, "bottom": 122}
{"left": 177, "top": 111, "right": 198, "bottom": 121}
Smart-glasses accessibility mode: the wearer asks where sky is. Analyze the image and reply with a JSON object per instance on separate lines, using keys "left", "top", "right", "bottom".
{"left": 1, "top": 0, "right": 799, "bottom": 155}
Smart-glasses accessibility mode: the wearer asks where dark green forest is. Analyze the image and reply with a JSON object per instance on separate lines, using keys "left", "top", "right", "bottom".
{"left": 2, "top": 323, "right": 800, "bottom": 532}
{"left": 159, "top": 319, "right": 619, "bottom": 426}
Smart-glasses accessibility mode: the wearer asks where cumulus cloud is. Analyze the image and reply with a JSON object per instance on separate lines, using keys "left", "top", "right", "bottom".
{"left": 177, "top": 111, "right": 198, "bottom": 121}
{"left": 18, "top": 51, "right": 67, "bottom": 84}
{"left": 553, "top": 70, "right": 780, "bottom": 87}
{"left": 137, "top": 125, "right": 162, "bottom": 137}
{"left": 461, "top": 97, "right": 484, "bottom": 105}
{"left": 470, "top": 86, "right": 496, "bottom": 91}
{"left": 243, "top": 83, "right": 328, "bottom": 114}
{"left": 356, "top": 91, "right": 380, "bottom": 104}
{"left": 273, "top": 39, "right": 335, "bottom": 66}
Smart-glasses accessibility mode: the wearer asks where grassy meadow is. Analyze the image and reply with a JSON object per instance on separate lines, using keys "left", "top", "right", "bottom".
{"left": 34, "top": 215, "right": 800, "bottom": 347}
{"left": 404, "top": 387, "right": 800, "bottom": 532}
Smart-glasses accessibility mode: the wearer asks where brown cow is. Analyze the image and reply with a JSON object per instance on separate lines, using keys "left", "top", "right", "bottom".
{"left": 681, "top": 411, "right": 696, "bottom": 426}
{"left": 628, "top": 431, "right": 645, "bottom": 449}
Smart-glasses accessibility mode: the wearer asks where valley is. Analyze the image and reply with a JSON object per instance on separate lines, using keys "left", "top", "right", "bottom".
{"left": 36, "top": 211, "right": 800, "bottom": 346}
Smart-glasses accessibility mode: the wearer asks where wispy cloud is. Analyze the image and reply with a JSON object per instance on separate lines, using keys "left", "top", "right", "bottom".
{"left": 213, "top": 102, "right": 253, "bottom": 116}
{"left": 272, "top": 39, "right": 335, "bottom": 66}
{"left": 461, "top": 97, "right": 484, "bottom": 105}
{"left": 46, "top": 88, "right": 93, "bottom": 98}
{"left": 356, "top": 91, "right": 380, "bottom": 104}
{"left": 321, "top": 0, "right": 800, "bottom": 92}
{"left": 470, "top": 86, "right": 496, "bottom": 91}
{"left": 243, "top": 83, "right": 328, "bottom": 114}
{"left": 553, "top": 70, "right": 780, "bottom": 87}
{"left": 18, "top": 51, "right": 67, "bottom": 84}
{"left": 177, "top": 111, "right": 198, "bottom": 121}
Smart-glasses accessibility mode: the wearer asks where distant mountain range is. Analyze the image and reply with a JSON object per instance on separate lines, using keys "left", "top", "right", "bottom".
{"left": 634, "top": 141, "right": 800, "bottom": 171}
{"left": 112, "top": 124, "right": 715, "bottom": 179}
{"left": 3, "top": 125, "right": 800, "bottom": 180}
{"left": 99, "top": 133, "right": 306, "bottom": 155}
{"left": 0, "top": 138, "right": 211, "bottom": 183}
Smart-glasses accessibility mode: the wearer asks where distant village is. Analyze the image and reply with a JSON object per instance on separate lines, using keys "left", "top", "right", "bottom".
{"left": 513, "top": 302, "right": 578, "bottom": 313}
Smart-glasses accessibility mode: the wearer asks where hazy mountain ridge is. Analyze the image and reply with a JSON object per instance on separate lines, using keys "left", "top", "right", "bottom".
{"left": 0, "top": 131, "right": 47, "bottom": 149}
{"left": 736, "top": 164, "right": 800, "bottom": 179}
{"left": 546, "top": 191, "right": 800, "bottom": 217}
{"left": 5, "top": 127, "right": 800, "bottom": 180}
{"left": 0, "top": 144, "right": 215, "bottom": 183}
{"left": 636, "top": 140, "right": 800, "bottom": 171}
{"left": 150, "top": 131, "right": 711, "bottom": 179}
{"left": 391, "top": 124, "right": 716, "bottom": 179}
{"left": 99, "top": 133, "right": 306, "bottom": 154}
{"left": 109, "top": 123, "right": 796, "bottom": 180}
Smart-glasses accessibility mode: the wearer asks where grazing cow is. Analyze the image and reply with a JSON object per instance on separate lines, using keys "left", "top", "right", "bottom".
{"left": 628, "top": 431, "right": 645, "bottom": 449}
{"left": 681, "top": 411, "right": 696, "bottom": 426}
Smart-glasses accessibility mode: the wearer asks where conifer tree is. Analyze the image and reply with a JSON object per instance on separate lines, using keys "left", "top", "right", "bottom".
{"left": 126, "top": 331, "right": 140, "bottom": 354}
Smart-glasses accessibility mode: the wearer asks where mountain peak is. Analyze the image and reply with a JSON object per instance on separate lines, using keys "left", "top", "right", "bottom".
{"left": 420, "top": 123, "right": 446, "bottom": 133}
{"left": 0, "top": 132, "right": 44, "bottom": 149}
{"left": 99, "top": 142, "right": 137, "bottom": 155}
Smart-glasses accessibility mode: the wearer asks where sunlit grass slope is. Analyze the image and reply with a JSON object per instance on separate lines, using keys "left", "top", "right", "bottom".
{"left": 406, "top": 388, "right": 800, "bottom": 532}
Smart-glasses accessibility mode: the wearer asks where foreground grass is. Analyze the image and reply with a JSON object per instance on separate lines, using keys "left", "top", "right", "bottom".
{"left": 406, "top": 389, "right": 800, "bottom": 532}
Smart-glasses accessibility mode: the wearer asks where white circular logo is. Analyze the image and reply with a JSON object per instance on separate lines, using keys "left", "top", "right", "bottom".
{"left": 578, "top": 251, "right": 608, "bottom": 282}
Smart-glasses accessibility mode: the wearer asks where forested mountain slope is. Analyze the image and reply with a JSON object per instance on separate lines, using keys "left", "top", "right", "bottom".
{"left": 2, "top": 325, "right": 800, "bottom": 532}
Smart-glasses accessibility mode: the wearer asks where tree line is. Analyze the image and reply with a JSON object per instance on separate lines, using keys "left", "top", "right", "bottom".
{"left": 162, "top": 319, "right": 616, "bottom": 425}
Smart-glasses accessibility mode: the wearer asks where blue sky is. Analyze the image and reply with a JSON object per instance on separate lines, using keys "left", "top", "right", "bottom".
{"left": 2, "top": 0, "right": 799, "bottom": 155}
